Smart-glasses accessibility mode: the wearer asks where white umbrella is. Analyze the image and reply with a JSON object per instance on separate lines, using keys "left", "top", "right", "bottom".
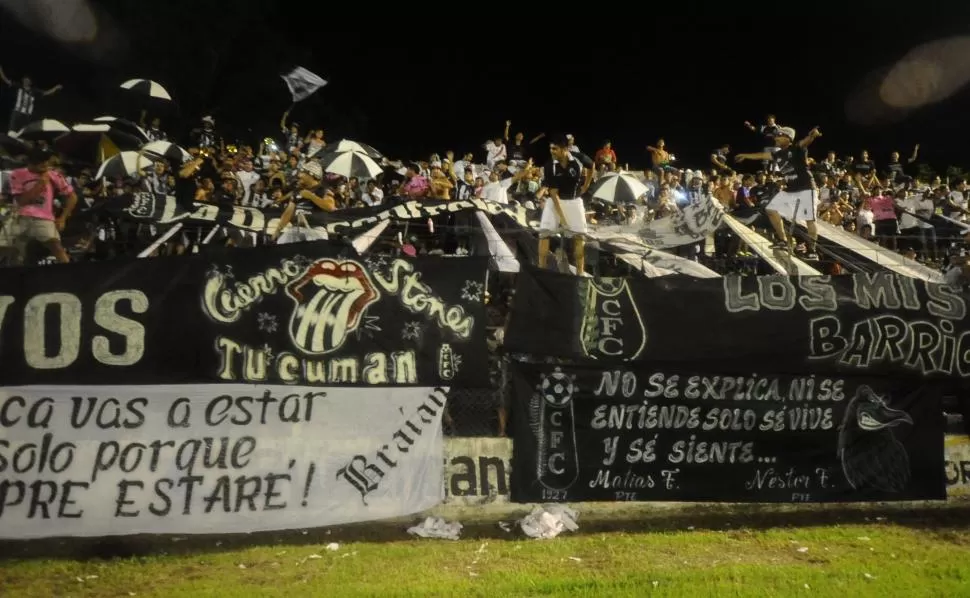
{"left": 93, "top": 116, "right": 151, "bottom": 140}
{"left": 120, "top": 79, "right": 172, "bottom": 101}
{"left": 141, "top": 140, "right": 192, "bottom": 163}
{"left": 95, "top": 151, "right": 156, "bottom": 180}
{"left": 322, "top": 139, "right": 383, "bottom": 159}
{"left": 589, "top": 172, "right": 649, "bottom": 203}
{"left": 14, "top": 119, "right": 70, "bottom": 140}
{"left": 317, "top": 150, "right": 383, "bottom": 179}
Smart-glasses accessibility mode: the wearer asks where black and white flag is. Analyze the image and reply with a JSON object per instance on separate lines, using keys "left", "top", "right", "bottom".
{"left": 281, "top": 66, "right": 328, "bottom": 103}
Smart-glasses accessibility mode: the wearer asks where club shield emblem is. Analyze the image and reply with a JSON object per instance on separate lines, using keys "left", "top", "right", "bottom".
{"left": 286, "top": 258, "right": 380, "bottom": 355}
{"left": 579, "top": 277, "right": 646, "bottom": 360}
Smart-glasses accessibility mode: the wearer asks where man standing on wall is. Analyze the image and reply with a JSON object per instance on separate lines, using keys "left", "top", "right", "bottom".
{"left": 0, "top": 66, "right": 62, "bottom": 135}
{"left": 537, "top": 134, "right": 593, "bottom": 275}
{"left": 0, "top": 148, "right": 76, "bottom": 265}
{"left": 736, "top": 126, "right": 823, "bottom": 258}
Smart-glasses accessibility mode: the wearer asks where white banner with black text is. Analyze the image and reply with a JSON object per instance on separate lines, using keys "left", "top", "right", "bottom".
{"left": 0, "top": 385, "right": 446, "bottom": 539}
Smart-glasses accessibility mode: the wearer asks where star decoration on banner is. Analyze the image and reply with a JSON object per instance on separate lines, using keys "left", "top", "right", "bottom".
{"left": 261, "top": 343, "right": 275, "bottom": 363}
{"left": 401, "top": 321, "right": 421, "bottom": 341}
{"left": 257, "top": 312, "right": 279, "bottom": 334}
{"left": 364, "top": 255, "right": 388, "bottom": 274}
{"left": 290, "top": 254, "right": 312, "bottom": 270}
{"left": 461, "top": 280, "right": 484, "bottom": 303}
{"left": 452, "top": 353, "right": 463, "bottom": 373}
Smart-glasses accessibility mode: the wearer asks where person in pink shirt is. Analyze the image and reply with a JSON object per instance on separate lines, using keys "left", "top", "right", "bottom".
{"left": 0, "top": 148, "right": 77, "bottom": 265}
{"left": 398, "top": 163, "right": 429, "bottom": 198}
{"left": 867, "top": 189, "right": 899, "bottom": 250}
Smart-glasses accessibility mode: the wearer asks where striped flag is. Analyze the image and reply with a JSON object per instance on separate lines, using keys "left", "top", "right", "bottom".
{"left": 280, "top": 66, "right": 328, "bottom": 103}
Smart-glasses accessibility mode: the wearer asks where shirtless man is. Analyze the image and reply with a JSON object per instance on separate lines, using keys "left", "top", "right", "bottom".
{"left": 646, "top": 138, "right": 673, "bottom": 176}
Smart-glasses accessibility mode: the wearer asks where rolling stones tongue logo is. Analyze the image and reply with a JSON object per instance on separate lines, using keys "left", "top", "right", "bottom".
{"left": 286, "top": 259, "right": 380, "bottom": 355}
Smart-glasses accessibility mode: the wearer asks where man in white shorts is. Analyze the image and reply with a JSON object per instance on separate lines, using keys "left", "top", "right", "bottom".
{"left": 537, "top": 134, "right": 593, "bottom": 274}
{"left": 736, "top": 126, "right": 823, "bottom": 259}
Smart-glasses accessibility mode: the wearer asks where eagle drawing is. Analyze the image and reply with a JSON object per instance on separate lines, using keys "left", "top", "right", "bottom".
{"left": 837, "top": 385, "right": 914, "bottom": 493}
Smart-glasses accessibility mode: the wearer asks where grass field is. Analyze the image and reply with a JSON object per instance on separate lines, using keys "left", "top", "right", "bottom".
{"left": 3, "top": 503, "right": 970, "bottom": 597}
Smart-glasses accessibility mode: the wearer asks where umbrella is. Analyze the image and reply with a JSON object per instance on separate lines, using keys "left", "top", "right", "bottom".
{"left": 317, "top": 150, "right": 383, "bottom": 179}
{"left": 55, "top": 125, "right": 145, "bottom": 163}
{"left": 95, "top": 151, "right": 156, "bottom": 180}
{"left": 92, "top": 116, "right": 151, "bottom": 141}
{"left": 589, "top": 172, "right": 649, "bottom": 204}
{"left": 120, "top": 79, "right": 172, "bottom": 101}
{"left": 0, "top": 133, "right": 29, "bottom": 156}
{"left": 14, "top": 119, "right": 70, "bottom": 140}
{"left": 141, "top": 140, "right": 192, "bottom": 164}
{"left": 322, "top": 139, "right": 383, "bottom": 159}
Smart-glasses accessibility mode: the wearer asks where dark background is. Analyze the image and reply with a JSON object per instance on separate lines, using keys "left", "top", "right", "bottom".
{"left": 4, "top": 1, "right": 970, "bottom": 168}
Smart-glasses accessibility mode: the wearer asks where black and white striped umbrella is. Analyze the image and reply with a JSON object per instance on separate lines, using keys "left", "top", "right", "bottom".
{"left": 589, "top": 172, "right": 649, "bottom": 204}
{"left": 95, "top": 151, "right": 156, "bottom": 180}
{"left": 120, "top": 79, "right": 172, "bottom": 101}
{"left": 93, "top": 116, "right": 151, "bottom": 141}
{"left": 55, "top": 126, "right": 144, "bottom": 165}
{"left": 141, "top": 140, "right": 192, "bottom": 163}
{"left": 322, "top": 139, "right": 383, "bottom": 159}
{"left": 15, "top": 119, "right": 70, "bottom": 140}
{"left": 317, "top": 150, "right": 383, "bottom": 179}
{"left": 0, "top": 133, "right": 29, "bottom": 155}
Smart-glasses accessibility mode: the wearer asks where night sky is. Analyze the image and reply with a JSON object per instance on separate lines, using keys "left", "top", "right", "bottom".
{"left": 4, "top": 1, "right": 970, "bottom": 169}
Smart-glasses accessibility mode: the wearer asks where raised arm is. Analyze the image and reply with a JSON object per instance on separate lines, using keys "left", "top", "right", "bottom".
{"left": 908, "top": 143, "right": 920, "bottom": 164}
{"left": 42, "top": 83, "right": 63, "bottom": 97}
{"left": 797, "top": 127, "right": 822, "bottom": 149}
{"left": 735, "top": 152, "right": 772, "bottom": 163}
{"left": 0, "top": 66, "right": 11, "bottom": 86}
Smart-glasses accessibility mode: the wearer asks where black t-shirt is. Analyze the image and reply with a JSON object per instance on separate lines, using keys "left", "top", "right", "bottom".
{"left": 173, "top": 160, "right": 219, "bottom": 210}
{"left": 752, "top": 184, "right": 776, "bottom": 206}
{"left": 853, "top": 160, "right": 875, "bottom": 178}
{"left": 294, "top": 183, "right": 329, "bottom": 212}
{"left": 885, "top": 161, "right": 905, "bottom": 182}
{"left": 192, "top": 127, "right": 219, "bottom": 149}
{"left": 543, "top": 154, "right": 588, "bottom": 199}
{"left": 771, "top": 145, "right": 815, "bottom": 192}
{"left": 508, "top": 142, "right": 528, "bottom": 162}
{"left": 454, "top": 180, "right": 475, "bottom": 200}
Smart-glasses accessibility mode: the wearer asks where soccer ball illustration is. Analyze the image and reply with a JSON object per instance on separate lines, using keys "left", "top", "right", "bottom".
{"left": 539, "top": 367, "right": 575, "bottom": 406}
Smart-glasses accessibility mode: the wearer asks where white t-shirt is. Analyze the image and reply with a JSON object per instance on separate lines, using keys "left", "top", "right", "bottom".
{"left": 481, "top": 179, "right": 513, "bottom": 204}
{"left": 948, "top": 190, "right": 967, "bottom": 221}
{"left": 486, "top": 142, "right": 507, "bottom": 167}
{"left": 857, "top": 208, "right": 875, "bottom": 231}
{"left": 898, "top": 195, "right": 934, "bottom": 229}
{"left": 362, "top": 187, "right": 384, "bottom": 206}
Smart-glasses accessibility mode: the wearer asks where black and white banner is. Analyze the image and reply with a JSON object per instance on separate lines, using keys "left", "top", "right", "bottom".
{"left": 103, "top": 194, "right": 533, "bottom": 237}
{"left": 281, "top": 66, "right": 328, "bottom": 103}
{"left": 510, "top": 363, "right": 945, "bottom": 503}
{"left": 0, "top": 385, "right": 446, "bottom": 539}
{"left": 506, "top": 268, "right": 970, "bottom": 379}
{"left": 0, "top": 243, "right": 489, "bottom": 388}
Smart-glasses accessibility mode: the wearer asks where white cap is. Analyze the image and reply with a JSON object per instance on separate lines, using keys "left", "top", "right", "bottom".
{"left": 301, "top": 160, "right": 323, "bottom": 179}
{"left": 778, "top": 127, "right": 796, "bottom": 139}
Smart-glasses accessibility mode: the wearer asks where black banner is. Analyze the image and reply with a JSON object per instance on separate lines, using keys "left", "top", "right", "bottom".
{"left": 0, "top": 243, "right": 489, "bottom": 387}
{"left": 510, "top": 362, "right": 945, "bottom": 503}
{"left": 505, "top": 267, "right": 970, "bottom": 379}
{"left": 103, "top": 193, "right": 533, "bottom": 236}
